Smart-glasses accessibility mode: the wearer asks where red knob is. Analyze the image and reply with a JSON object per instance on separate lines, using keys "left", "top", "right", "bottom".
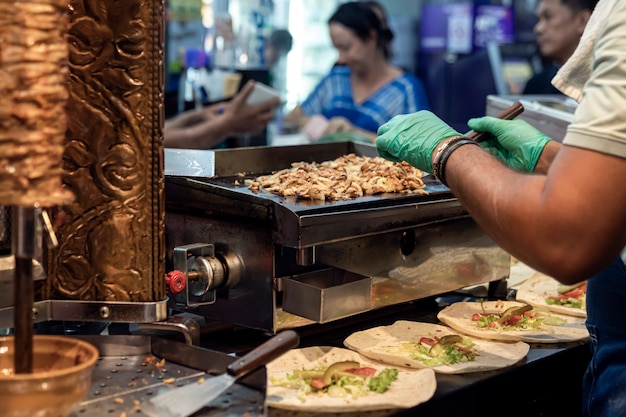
{"left": 166, "top": 270, "right": 186, "bottom": 295}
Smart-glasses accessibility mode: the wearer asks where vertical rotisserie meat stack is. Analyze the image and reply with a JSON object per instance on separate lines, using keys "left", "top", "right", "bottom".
{"left": 0, "top": 0, "right": 72, "bottom": 207}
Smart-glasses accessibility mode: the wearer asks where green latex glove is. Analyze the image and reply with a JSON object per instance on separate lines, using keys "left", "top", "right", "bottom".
{"left": 376, "top": 111, "right": 462, "bottom": 172}
{"left": 467, "top": 117, "right": 552, "bottom": 172}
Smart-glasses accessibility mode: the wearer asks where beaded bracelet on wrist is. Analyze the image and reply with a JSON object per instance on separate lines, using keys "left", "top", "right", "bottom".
{"left": 431, "top": 136, "right": 466, "bottom": 181}
{"left": 435, "top": 138, "right": 478, "bottom": 187}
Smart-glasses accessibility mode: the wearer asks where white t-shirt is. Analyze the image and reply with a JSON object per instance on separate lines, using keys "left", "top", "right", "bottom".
{"left": 552, "top": 0, "right": 626, "bottom": 261}
{"left": 563, "top": 0, "right": 626, "bottom": 159}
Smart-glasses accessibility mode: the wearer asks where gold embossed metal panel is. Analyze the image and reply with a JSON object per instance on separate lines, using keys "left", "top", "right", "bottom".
{"left": 42, "top": 0, "right": 165, "bottom": 303}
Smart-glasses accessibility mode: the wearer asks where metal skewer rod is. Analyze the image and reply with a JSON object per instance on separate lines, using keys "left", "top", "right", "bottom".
{"left": 12, "top": 205, "right": 36, "bottom": 374}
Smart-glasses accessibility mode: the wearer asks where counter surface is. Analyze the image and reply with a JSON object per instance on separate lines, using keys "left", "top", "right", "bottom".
{"left": 68, "top": 262, "right": 589, "bottom": 417}
{"left": 198, "top": 297, "right": 589, "bottom": 417}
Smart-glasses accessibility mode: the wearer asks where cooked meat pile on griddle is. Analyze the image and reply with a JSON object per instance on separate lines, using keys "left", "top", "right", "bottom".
{"left": 247, "top": 153, "right": 427, "bottom": 201}
{"left": 0, "top": 0, "right": 72, "bottom": 206}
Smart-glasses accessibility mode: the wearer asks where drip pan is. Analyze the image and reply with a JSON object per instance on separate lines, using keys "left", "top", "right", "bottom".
{"left": 282, "top": 268, "right": 371, "bottom": 323}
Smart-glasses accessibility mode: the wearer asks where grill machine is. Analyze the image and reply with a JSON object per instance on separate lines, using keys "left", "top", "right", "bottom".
{"left": 163, "top": 143, "right": 511, "bottom": 333}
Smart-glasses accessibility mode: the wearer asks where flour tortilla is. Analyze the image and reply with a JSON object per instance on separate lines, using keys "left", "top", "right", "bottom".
{"left": 437, "top": 301, "right": 589, "bottom": 343}
{"left": 343, "top": 321, "right": 529, "bottom": 374}
{"left": 266, "top": 346, "right": 436, "bottom": 412}
{"left": 515, "top": 273, "right": 587, "bottom": 318}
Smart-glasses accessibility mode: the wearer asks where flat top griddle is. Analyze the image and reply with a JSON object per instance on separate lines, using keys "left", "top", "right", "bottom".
{"left": 165, "top": 142, "right": 453, "bottom": 214}
{"left": 164, "top": 143, "right": 463, "bottom": 247}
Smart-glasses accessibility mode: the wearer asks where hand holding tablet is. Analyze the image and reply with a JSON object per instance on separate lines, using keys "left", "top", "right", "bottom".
{"left": 245, "top": 82, "right": 281, "bottom": 105}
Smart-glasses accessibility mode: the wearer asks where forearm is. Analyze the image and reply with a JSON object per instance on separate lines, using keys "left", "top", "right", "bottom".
{"left": 165, "top": 110, "right": 204, "bottom": 130}
{"left": 445, "top": 147, "right": 550, "bottom": 266}
{"left": 534, "top": 140, "right": 561, "bottom": 174}
{"left": 444, "top": 144, "right": 626, "bottom": 284}
{"left": 164, "top": 118, "right": 231, "bottom": 149}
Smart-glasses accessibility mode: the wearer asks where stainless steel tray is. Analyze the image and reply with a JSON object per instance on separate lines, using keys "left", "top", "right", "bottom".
{"left": 69, "top": 335, "right": 265, "bottom": 417}
{"left": 283, "top": 268, "right": 371, "bottom": 323}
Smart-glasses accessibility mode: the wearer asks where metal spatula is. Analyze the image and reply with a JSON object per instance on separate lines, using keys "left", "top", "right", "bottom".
{"left": 141, "top": 330, "right": 299, "bottom": 417}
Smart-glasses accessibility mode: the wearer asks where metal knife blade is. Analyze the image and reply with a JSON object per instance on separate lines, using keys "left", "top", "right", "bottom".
{"left": 141, "top": 330, "right": 299, "bottom": 417}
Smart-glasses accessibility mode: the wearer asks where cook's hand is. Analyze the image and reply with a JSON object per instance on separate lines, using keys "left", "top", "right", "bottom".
{"left": 324, "top": 116, "right": 354, "bottom": 134}
{"left": 467, "top": 117, "right": 551, "bottom": 172}
{"left": 376, "top": 111, "right": 462, "bottom": 172}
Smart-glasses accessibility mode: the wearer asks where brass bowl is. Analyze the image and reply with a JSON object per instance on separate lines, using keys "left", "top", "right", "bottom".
{"left": 0, "top": 335, "right": 99, "bottom": 417}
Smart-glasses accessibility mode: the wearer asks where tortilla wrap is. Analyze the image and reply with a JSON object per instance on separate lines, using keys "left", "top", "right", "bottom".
{"left": 437, "top": 301, "right": 589, "bottom": 343}
{"left": 343, "top": 321, "right": 529, "bottom": 374}
{"left": 266, "top": 346, "right": 436, "bottom": 412}
{"left": 515, "top": 273, "right": 587, "bottom": 318}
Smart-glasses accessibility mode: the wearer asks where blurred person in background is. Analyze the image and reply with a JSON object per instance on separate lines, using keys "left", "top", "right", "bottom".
{"left": 523, "top": 0, "right": 597, "bottom": 94}
{"left": 283, "top": 1, "right": 429, "bottom": 143}
{"left": 164, "top": 80, "right": 280, "bottom": 149}
{"left": 264, "top": 29, "right": 293, "bottom": 69}
{"left": 264, "top": 29, "right": 293, "bottom": 93}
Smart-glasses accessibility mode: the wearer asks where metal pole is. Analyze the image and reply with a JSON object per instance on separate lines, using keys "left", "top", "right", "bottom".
{"left": 12, "top": 205, "right": 35, "bottom": 374}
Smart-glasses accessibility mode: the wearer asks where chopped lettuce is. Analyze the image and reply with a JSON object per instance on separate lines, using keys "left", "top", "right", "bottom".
{"left": 545, "top": 296, "right": 585, "bottom": 309}
{"left": 397, "top": 336, "right": 476, "bottom": 367}
{"left": 475, "top": 311, "right": 566, "bottom": 331}
{"left": 271, "top": 364, "right": 399, "bottom": 402}
{"left": 368, "top": 368, "right": 398, "bottom": 393}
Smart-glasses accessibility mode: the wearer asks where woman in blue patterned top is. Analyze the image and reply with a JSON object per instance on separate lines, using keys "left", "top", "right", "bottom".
{"left": 284, "top": 1, "right": 429, "bottom": 143}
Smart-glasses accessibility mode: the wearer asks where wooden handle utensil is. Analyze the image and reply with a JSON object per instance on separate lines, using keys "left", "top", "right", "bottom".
{"left": 466, "top": 101, "right": 524, "bottom": 142}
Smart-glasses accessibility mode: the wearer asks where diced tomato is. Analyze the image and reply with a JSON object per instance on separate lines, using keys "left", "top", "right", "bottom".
{"left": 345, "top": 367, "right": 377, "bottom": 377}
{"left": 456, "top": 345, "right": 477, "bottom": 355}
{"left": 562, "top": 286, "right": 586, "bottom": 299}
{"left": 523, "top": 311, "right": 536, "bottom": 318}
{"left": 504, "top": 315, "right": 522, "bottom": 326}
{"left": 310, "top": 378, "right": 327, "bottom": 389}
{"left": 550, "top": 283, "right": 587, "bottom": 301}
{"left": 488, "top": 321, "right": 498, "bottom": 328}
{"left": 472, "top": 313, "right": 491, "bottom": 321}
{"left": 419, "top": 337, "right": 437, "bottom": 346}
